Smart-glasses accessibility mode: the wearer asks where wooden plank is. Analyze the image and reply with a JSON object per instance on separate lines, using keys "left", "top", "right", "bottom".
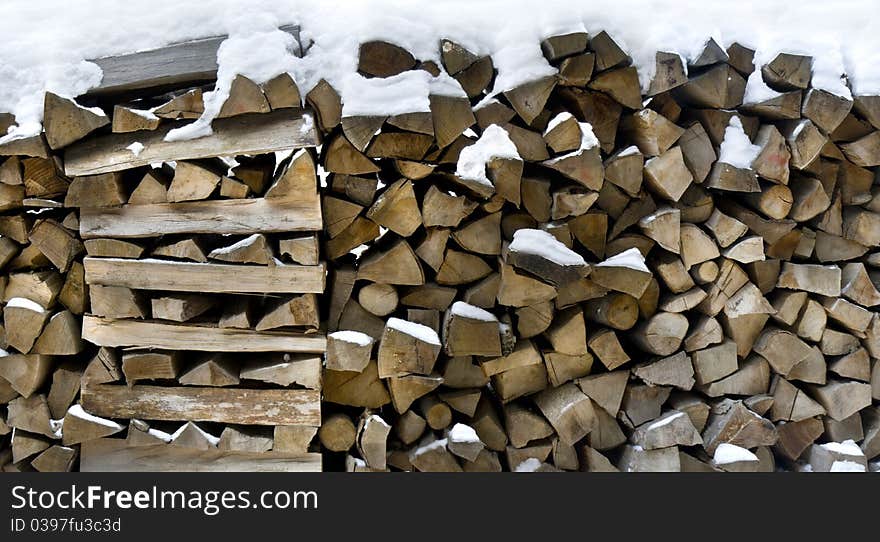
{"left": 81, "top": 383, "right": 320, "bottom": 426}
{"left": 84, "top": 257, "right": 325, "bottom": 293}
{"left": 81, "top": 440, "right": 321, "bottom": 472}
{"left": 86, "top": 25, "right": 301, "bottom": 96}
{"left": 64, "top": 109, "right": 318, "bottom": 176}
{"left": 82, "top": 315, "right": 327, "bottom": 352}
{"left": 79, "top": 196, "right": 321, "bottom": 238}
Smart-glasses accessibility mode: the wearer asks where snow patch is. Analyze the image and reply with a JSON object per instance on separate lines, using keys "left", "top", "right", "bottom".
{"left": 830, "top": 460, "right": 866, "bottom": 472}
{"left": 544, "top": 111, "right": 574, "bottom": 135}
{"left": 126, "top": 141, "right": 144, "bottom": 156}
{"left": 544, "top": 122, "right": 599, "bottom": 164}
{"left": 329, "top": 330, "right": 373, "bottom": 346}
{"left": 448, "top": 423, "right": 480, "bottom": 444}
{"left": 596, "top": 247, "right": 650, "bottom": 273}
{"left": 820, "top": 439, "right": 864, "bottom": 457}
{"left": 450, "top": 301, "right": 498, "bottom": 322}
{"left": 718, "top": 116, "right": 761, "bottom": 169}
{"left": 713, "top": 443, "right": 758, "bottom": 465}
{"left": 455, "top": 124, "right": 519, "bottom": 187}
{"left": 514, "top": 458, "right": 542, "bottom": 472}
{"left": 67, "top": 404, "right": 123, "bottom": 430}
{"left": 509, "top": 228, "right": 587, "bottom": 267}
{"left": 170, "top": 422, "right": 220, "bottom": 447}
{"left": 646, "top": 411, "right": 684, "bottom": 431}
{"left": 411, "top": 437, "right": 448, "bottom": 458}
{"left": 6, "top": 297, "right": 45, "bottom": 313}
{"left": 386, "top": 317, "right": 441, "bottom": 345}
{"left": 210, "top": 233, "right": 262, "bottom": 255}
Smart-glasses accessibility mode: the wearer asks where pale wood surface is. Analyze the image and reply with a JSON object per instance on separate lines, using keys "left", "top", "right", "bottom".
{"left": 84, "top": 257, "right": 325, "bottom": 293}
{"left": 79, "top": 195, "right": 321, "bottom": 238}
{"left": 81, "top": 383, "right": 320, "bottom": 426}
{"left": 65, "top": 109, "right": 318, "bottom": 176}
{"left": 82, "top": 315, "right": 327, "bottom": 352}
{"left": 86, "top": 25, "right": 300, "bottom": 95}
{"left": 81, "top": 439, "right": 321, "bottom": 472}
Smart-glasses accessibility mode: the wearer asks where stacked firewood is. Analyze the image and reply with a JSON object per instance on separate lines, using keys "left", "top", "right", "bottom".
{"left": 319, "top": 36, "right": 880, "bottom": 472}
{"left": 1, "top": 74, "right": 325, "bottom": 471}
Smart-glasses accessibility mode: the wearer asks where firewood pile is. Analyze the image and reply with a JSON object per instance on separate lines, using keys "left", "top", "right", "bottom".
{"left": 2, "top": 27, "right": 879, "bottom": 473}
{"left": 319, "top": 35, "right": 880, "bottom": 472}
{"left": 0, "top": 72, "right": 326, "bottom": 471}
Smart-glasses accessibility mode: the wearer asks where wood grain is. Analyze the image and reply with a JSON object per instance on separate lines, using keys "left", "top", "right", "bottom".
{"left": 79, "top": 195, "right": 321, "bottom": 238}
{"left": 64, "top": 109, "right": 318, "bottom": 176}
{"left": 84, "top": 257, "right": 325, "bottom": 293}
{"left": 82, "top": 315, "right": 327, "bottom": 352}
{"left": 81, "top": 439, "right": 321, "bottom": 472}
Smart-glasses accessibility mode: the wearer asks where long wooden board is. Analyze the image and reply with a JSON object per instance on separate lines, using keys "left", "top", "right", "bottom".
{"left": 82, "top": 315, "right": 327, "bottom": 352}
{"left": 81, "top": 383, "right": 320, "bottom": 426}
{"left": 64, "top": 109, "right": 319, "bottom": 176}
{"left": 79, "top": 196, "right": 321, "bottom": 238}
{"left": 81, "top": 440, "right": 321, "bottom": 472}
{"left": 84, "top": 257, "right": 326, "bottom": 293}
{"left": 86, "top": 25, "right": 301, "bottom": 96}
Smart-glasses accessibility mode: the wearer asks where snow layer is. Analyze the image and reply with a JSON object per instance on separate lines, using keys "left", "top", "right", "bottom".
{"left": 544, "top": 122, "right": 599, "bottom": 164}
{"left": 596, "top": 248, "right": 650, "bottom": 273}
{"left": 646, "top": 411, "right": 684, "bottom": 431}
{"left": 386, "top": 317, "right": 441, "bottom": 345}
{"left": 6, "top": 297, "right": 45, "bottom": 313}
{"left": 67, "top": 404, "right": 123, "bottom": 430}
{"left": 455, "top": 124, "right": 519, "bottom": 186}
{"left": 329, "top": 330, "right": 373, "bottom": 346}
{"left": 514, "top": 458, "right": 542, "bottom": 472}
{"left": 2, "top": 1, "right": 879, "bottom": 142}
{"left": 448, "top": 423, "right": 480, "bottom": 444}
{"left": 450, "top": 301, "right": 498, "bottom": 322}
{"left": 509, "top": 228, "right": 587, "bottom": 267}
{"left": 544, "top": 111, "right": 574, "bottom": 135}
{"left": 126, "top": 142, "right": 144, "bottom": 156}
{"left": 718, "top": 117, "right": 762, "bottom": 169}
{"left": 830, "top": 460, "right": 866, "bottom": 472}
{"left": 210, "top": 233, "right": 262, "bottom": 255}
{"left": 170, "top": 422, "right": 220, "bottom": 447}
{"left": 820, "top": 440, "right": 864, "bottom": 457}
{"left": 713, "top": 443, "right": 759, "bottom": 465}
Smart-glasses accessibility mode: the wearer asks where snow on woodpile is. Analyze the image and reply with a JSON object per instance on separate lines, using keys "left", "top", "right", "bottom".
{"left": 595, "top": 247, "right": 650, "bottom": 273}
{"left": 2, "top": 0, "right": 880, "bottom": 141}
{"left": 455, "top": 124, "right": 519, "bottom": 186}
{"left": 329, "top": 330, "right": 374, "bottom": 346}
{"left": 449, "top": 301, "right": 499, "bottom": 322}
{"left": 386, "top": 317, "right": 441, "bottom": 345}
{"left": 713, "top": 443, "right": 759, "bottom": 465}
{"left": 717, "top": 117, "right": 762, "bottom": 169}
{"left": 509, "top": 228, "right": 587, "bottom": 267}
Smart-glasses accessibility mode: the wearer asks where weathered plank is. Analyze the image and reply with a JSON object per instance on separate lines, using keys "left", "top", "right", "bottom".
{"left": 79, "top": 196, "right": 321, "bottom": 238}
{"left": 84, "top": 257, "right": 325, "bottom": 293}
{"left": 82, "top": 315, "right": 327, "bottom": 352}
{"left": 64, "top": 109, "right": 318, "bottom": 176}
{"left": 81, "top": 440, "right": 321, "bottom": 472}
{"left": 81, "top": 383, "right": 320, "bottom": 426}
{"left": 85, "top": 25, "right": 301, "bottom": 95}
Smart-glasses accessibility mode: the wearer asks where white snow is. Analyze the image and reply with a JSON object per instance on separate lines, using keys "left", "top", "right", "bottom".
{"left": 743, "top": 70, "right": 782, "bottom": 105}
{"left": 514, "top": 458, "right": 542, "bottom": 472}
{"left": 329, "top": 330, "right": 373, "bottom": 346}
{"left": 0, "top": 348, "right": 8, "bottom": 357}
{"left": 713, "top": 443, "right": 759, "bottom": 465}
{"left": 0, "top": 1, "right": 878, "bottom": 143}
{"left": 126, "top": 142, "right": 144, "bottom": 156}
{"left": 544, "top": 111, "right": 574, "bottom": 135}
{"left": 170, "top": 422, "right": 220, "bottom": 447}
{"left": 448, "top": 423, "right": 480, "bottom": 444}
{"left": 596, "top": 247, "right": 650, "bottom": 273}
{"left": 718, "top": 116, "right": 762, "bottom": 169}
{"left": 508, "top": 228, "right": 587, "bottom": 267}
{"left": 411, "top": 437, "right": 448, "bottom": 458}
{"left": 66, "top": 404, "right": 123, "bottom": 431}
{"left": 450, "top": 301, "right": 498, "bottom": 322}
{"left": 544, "top": 122, "right": 599, "bottom": 164}
{"left": 830, "top": 460, "right": 866, "bottom": 472}
{"left": 50, "top": 418, "right": 64, "bottom": 438}
{"left": 618, "top": 145, "right": 641, "bottom": 157}
{"left": 820, "top": 440, "right": 864, "bottom": 457}
{"left": 455, "top": 124, "right": 519, "bottom": 187}
{"left": 364, "top": 414, "right": 390, "bottom": 432}
{"left": 6, "top": 297, "right": 45, "bottom": 313}
{"left": 129, "top": 108, "right": 159, "bottom": 120}
{"left": 386, "top": 317, "right": 441, "bottom": 346}
{"left": 209, "top": 233, "right": 262, "bottom": 255}
{"left": 148, "top": 427, "right": 174, "bottom": 443}
{"left": 646, "top": 411, "right": 685, "bottom": 431}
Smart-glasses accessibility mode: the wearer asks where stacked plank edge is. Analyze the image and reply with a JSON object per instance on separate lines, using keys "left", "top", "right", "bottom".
{"left": 0, "top": 64, "right": 325, "bottom": 471}
{"left": 1, "top": 28, "right": 879, "bottom": 473}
